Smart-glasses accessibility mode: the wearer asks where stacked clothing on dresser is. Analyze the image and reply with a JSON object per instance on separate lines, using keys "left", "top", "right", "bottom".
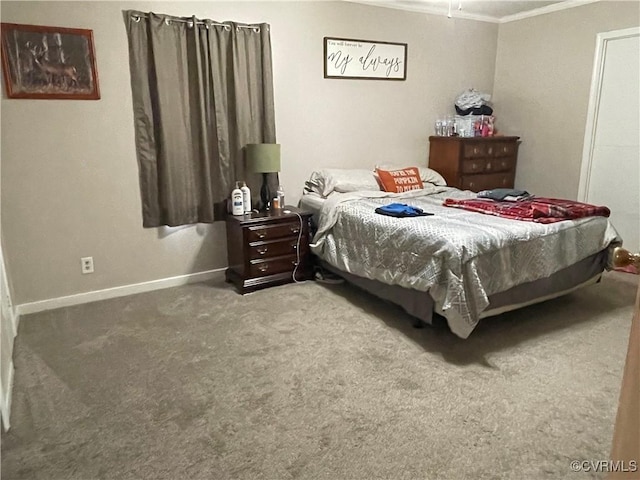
{"left": 444, "top": 189, "right": 610, "bottom": 223}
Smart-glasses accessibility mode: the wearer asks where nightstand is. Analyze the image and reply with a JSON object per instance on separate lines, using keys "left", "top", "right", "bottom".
{"left": 428, "top": 136, "right": 520, "bottom": 192}
{"left": 225, "top": 206, "right": 313, "bottom": 294}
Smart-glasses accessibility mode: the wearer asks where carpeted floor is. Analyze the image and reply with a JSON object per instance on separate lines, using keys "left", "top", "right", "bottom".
{"left": 1, "top": 271, "right": 637, "bottom": 480}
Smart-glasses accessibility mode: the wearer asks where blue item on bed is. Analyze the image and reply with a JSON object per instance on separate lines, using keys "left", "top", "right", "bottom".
{"left": 375, "top": 203, "right": 433, "bottom": 218}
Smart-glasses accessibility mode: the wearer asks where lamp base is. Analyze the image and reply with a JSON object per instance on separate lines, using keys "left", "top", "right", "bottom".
{"left": 260, "top": 173, "right": 271, "bottom": 211}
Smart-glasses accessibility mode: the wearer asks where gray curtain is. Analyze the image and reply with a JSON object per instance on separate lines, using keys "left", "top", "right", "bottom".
{"left": 123, "top": 10, "right": 276, "bottom": 227}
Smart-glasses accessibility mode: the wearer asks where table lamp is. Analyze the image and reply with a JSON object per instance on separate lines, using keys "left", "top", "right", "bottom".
{"left": 246, "top": 143, "right": 281, "bottom": 211}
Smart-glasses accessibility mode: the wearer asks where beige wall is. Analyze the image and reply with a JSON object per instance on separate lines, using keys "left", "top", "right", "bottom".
{"left": 1, "top": 1, "right": 498, "bottom": 305}
{"left": 492, "top": 1, "right": 640, "bottom": 199}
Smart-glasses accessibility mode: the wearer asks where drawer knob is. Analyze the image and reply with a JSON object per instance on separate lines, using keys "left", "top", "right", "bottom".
{"left": 257, "top": 247, "right": 268, "bottom": 255}
{"left": 291, "top": 261, "right": 299, "bottom": 266}
{"left": 472, "top": 163, "right": 478, "bottom": 170}
{"left": 502, "top": 178, "right": 508, "bottom": 185}
{"left": 502, "top": 161, "right": 508, "bottom": 168}
{"left": 473, "top": 147, "right": 479, "bottom": 154}
{"left": 290, "top": 227, "right": 300, "bottom": 234}
{"left": 503, "top": 146, "right": 508, "bottom": 153}
{"left": 258, "top": 264, "right": 269, "bottom": 273}
{"left": 256, "top": 231, "right": 266, "bottom": 239}
{"left": 488, "top": 147, "right": 493, "bottom": 155}
{"left": 486, "top": 162, "right": 492, "bottom": 171}
{"left": 291, "top": 243, "right": 298, "bottom": 250}
{"left": 469, "top": 182, "right": 475, "bottom": 188}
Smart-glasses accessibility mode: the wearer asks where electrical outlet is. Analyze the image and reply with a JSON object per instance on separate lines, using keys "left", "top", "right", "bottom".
{"left": 81, "top": 256, "right": 94, "bottom": 274}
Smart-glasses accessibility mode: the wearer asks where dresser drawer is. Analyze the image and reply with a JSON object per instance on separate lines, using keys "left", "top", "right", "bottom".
{"left": 463, "top": 143, "right": 487, "bottom": 158}
{"left": 247, "top": 221, "right": 303, "bottom": 242}
{"left": 461, "top": 158, "right": 488, "bottom": 174}
{"left": 248, "top": 237, "right": 307, "bottom": 260}
{"left": 460, "top": 173, "right": 514, "bottom": 192}
{"left": 485, "top": 157, "right": 515, "bottom": 173}
{"left": 494, "top": 142, "right": 518, "bottom": 157}
{"left": 249, "top": 254, "right": 302, "bottom": 277}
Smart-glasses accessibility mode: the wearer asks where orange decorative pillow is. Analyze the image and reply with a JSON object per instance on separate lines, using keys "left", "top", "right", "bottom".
{"left": 375, "top": 167, "right": 424, "bottom": 193}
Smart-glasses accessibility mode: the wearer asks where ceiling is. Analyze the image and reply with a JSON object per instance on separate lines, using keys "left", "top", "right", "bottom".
{"left": 347, "top": 0, "right": 596, "bottom": 23}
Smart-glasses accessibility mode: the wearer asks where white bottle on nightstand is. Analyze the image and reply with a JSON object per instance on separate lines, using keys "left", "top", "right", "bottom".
{"left": 240, "top": 181, "right": 251, "bottom": 213}
{"left": 231, "top": 182, "right": 244, "bottom": 216}
{"left": 276, "top": 185, "right": 285, "bottom": 209}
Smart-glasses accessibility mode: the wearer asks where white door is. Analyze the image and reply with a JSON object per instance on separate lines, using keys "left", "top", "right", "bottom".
{"left": 579, "top": 28, "right": 640, "bottom": 252}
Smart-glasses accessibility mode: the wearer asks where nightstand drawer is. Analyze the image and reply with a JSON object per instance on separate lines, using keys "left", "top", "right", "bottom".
{"left": 247, "top": 221, "right": 303, "bottom": 242}
{"left": 249, "top": 238, "right": 306, "bottom": 260}
{"left": 249, "top": 254, "right": 301, "bottom": 277}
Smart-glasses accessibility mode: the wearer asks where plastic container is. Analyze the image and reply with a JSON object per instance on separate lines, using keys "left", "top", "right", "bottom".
{"left": 240, "top": 181, "right": 251, "bottom": 213}
{"left": 231, "top": 182, "right": 244, "bottom": 215}
{"left": 276, "top": 185, "right": 285, "bottom": 209}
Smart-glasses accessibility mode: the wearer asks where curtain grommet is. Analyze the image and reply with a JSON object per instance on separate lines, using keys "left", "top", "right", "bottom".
{"left": 165, "top": 18, "right": 171, "bottom": 26}
{"left": 132, "top": 15, "right": 141, "bottom": 22}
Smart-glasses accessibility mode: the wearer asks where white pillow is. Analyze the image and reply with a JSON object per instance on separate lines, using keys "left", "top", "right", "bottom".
{"left": 306, "top": 169, "right": 381, "bottom": 197}
{"left": 420, "top": 167, "right": 447, "bottom": 186}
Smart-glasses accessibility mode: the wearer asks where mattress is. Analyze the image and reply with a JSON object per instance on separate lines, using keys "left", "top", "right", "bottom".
{"left": 299, "top": 192, "right": 325, "bottom": 226}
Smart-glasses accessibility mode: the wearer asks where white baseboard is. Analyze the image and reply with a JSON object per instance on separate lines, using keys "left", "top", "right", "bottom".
{"left": 1, "top": 361, "right": 14, "bottom": 431}
{"left": 16, "top": 268, "right": 226, "bottom": 316}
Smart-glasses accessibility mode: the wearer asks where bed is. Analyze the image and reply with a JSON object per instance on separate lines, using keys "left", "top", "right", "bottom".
{"left": 300, "top": 167, "right": 622, "bottom": 338}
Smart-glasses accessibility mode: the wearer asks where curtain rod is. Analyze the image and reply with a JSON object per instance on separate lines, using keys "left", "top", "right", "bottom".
{"left": 130, "top": 13, "right": 266, "bottom": 31}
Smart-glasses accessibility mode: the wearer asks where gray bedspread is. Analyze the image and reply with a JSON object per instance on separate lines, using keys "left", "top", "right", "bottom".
{"left": 310, "top": 186, "right": 621, "bottom": 338}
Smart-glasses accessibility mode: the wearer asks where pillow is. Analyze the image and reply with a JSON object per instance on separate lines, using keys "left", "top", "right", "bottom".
{"left": 374, "top": 165, "right": 447, "bottom": 186}
{"left": 420, "top": 167, "right": 447, "bottom": 186}
{"left": 375, "top": 167, "right": 424, "bottom": 193}
{"left": 306, "top": 169, "right": 381, "bottom": 197}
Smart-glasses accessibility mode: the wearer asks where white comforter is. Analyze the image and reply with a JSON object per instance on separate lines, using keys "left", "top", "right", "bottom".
{"left": 310, "top": 186, "right": 621, "bottom": 338}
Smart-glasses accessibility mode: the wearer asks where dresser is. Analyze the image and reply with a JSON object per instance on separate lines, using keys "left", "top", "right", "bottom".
{"left": 428, "top": 136, "right": 520, "bottom": 192}
{"left": 225, "top": 206, "right": 313, "bottom": 294}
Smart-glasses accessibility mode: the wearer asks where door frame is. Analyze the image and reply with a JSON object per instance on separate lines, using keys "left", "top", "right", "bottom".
{"left": 577, "top": 27, "right": 640, "bottom": 202}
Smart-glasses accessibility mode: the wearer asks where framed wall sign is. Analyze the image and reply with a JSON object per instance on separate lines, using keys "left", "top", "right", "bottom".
{"left": 1, "top": 22, "right": 100, "bottom": 99}
{"left": 324, "top": 37, "right": 407, "bottom": 80}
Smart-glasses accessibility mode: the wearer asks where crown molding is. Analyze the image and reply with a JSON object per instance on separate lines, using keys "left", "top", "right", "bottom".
{"left": 499, "top": 0, "right": 601, "bottom": 23}
{"left": 344, "top": 0, "right": 603, "bottom": 24}
{"left": 342, "top": 0, "right": 500, "bottom": 23}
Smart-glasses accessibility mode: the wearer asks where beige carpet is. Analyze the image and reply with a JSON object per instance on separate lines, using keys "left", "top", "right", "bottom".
{"left": 1, "top": 272, "right": 637, "bottom": 480}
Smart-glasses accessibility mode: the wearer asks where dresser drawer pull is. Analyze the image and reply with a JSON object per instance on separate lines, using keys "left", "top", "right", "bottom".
{"left": 473, "top": 147, "right": 479, "bottom": 155}
{"left": 503, "top": 146, "right": 509, "bottom": 153}
{"left": 256, "top": 247, "right": 268, "bottom": 255}
{"left": 256, "top": 231, "right": 267, "bottom": 239}
{"left": 291, "top": 243, "right": 298, "bottom": 250}
{"left": 502, "top": 177, "right": 509, "bottom": 185}
{"left": 290, "top": 227, "right": 300, "bottom": 234}
{"left": 488, "top": 147, "right": 493, "bottom": 155}
{"left": 291, "top": 261, "right": 299, "bottom": 266}
{"left": 258, "top": 264, "right": 269, "bottom": 273}
{"left": 471, "top": 162, "right": 479, "bottom": 171}
{"left": 486, "top": 162, "right": 492, "bottom": 171}
{"left": 501, "top": 161, "right": 508, "bottom": 168}
{"left": 468, "top": 181, "right": 475, "bottom": 188}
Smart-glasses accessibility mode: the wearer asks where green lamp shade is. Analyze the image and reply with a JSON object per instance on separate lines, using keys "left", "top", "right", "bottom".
{"left": 246, "top": 144, "right": 281, "bottom": 173}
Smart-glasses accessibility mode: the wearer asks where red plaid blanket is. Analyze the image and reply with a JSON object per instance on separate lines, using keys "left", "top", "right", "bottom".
{"left": 443, "top": 197, "right": 610, "bottom": 223}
